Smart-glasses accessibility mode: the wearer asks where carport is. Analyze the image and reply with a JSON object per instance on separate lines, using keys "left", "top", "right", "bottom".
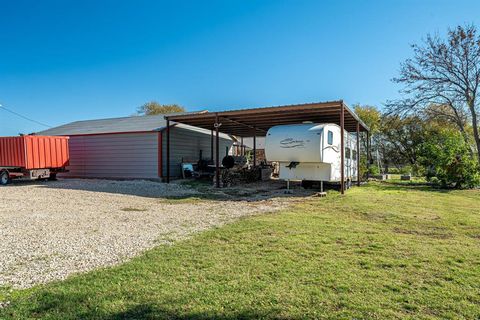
{"left": 165, "top": 100, "right": 370, "bottom": 194}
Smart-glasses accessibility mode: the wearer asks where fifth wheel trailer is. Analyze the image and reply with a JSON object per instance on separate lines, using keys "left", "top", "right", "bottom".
{"left": 265, "top": 123, "right": 358, "bottom": 188}
{"left": 0, "top": 136, "right": 70, "bottom": 185}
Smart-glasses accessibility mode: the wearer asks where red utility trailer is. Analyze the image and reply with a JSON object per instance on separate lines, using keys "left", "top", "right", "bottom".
{"left": 0, "top": 135, "right": 69, "bottom": 185}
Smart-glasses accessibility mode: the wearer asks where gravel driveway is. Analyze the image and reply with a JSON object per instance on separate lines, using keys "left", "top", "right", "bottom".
{"left": 0, "top": 179, "right": 292, "bottom": 289}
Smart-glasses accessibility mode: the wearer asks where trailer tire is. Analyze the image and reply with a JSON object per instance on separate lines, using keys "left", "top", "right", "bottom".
{"left": 0, "top": 171, "right": 10, "bottom": 186}
{"left": 48, "top": 173, "right": 57, "bottom": 181}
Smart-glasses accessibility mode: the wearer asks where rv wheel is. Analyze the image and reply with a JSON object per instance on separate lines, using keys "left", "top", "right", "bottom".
{"left": 0, "top": 171, "right": 9, "bottom": 186}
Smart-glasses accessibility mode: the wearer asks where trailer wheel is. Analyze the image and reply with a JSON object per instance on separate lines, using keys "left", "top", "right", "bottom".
{"left": 48, "top": 173, "right": 57, "bottom": 181}
{"left": 0, "top": 171, "right": 9, "bottom": 186}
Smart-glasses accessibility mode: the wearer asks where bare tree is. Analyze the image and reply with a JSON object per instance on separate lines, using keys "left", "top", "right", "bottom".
{"left": 388, "top": 25, "right": 480, "bottom": 163}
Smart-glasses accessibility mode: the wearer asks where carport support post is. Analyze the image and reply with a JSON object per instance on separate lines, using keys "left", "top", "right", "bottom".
{"left": 253, "top": 128, "right": 257, "bottom": 167}
{"left": 210, "top": 130, "right": 214, "bottom": 162}
{"left": 166, "top": 119, "right": 170, "bottom": 183}
{"left": 356, "top": 122, "right": 360, "bottom": 186}
{"left": 241, "top": 137, "right": 244, "bottom": 156}
{"left": 367, "top": 131, "right": 371, "bottom": 179}
{"left": 340, "top": 104, "right": 345, "bottom": 194}
{"left": 215, "top": 113, "right": 220, "bottom": 188}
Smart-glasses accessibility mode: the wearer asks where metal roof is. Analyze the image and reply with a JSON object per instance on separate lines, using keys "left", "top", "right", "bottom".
{"left": 165, "top": 100, "right": 369, "bottom": 137}
{"left": 37, "top": 112, "right": 208, "bottom": 136}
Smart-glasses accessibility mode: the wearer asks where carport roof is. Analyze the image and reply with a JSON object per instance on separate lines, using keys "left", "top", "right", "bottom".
{"left": 165, "top": 100, "right": 369, "bottom": 137}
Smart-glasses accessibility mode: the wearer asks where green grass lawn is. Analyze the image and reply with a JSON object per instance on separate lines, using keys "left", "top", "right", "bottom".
{"left": 1, "top": 182, "right": 479, "bottom": 319}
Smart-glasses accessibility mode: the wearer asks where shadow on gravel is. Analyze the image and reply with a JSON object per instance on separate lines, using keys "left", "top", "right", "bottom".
{"left": 5, "top": 177, "right": 448, "bottom": 202}
{"left": 3, "top": 178, "right": 323, "bottom": 202}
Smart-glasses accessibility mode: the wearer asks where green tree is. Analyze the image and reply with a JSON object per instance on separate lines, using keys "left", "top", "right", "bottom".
{"left": 354, "top": 104, "right": 382, "bottom": 176}
{"left": 419, "top": 127, "right": 480, "bottom": 188}
{"left": 137, "top": 101, "right": 185, "bottom": 116}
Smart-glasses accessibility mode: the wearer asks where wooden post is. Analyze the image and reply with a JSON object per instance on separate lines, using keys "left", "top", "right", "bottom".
{"left": 253, "top": 128, "right": 257, "bottom": 167}
{"left": 215, "top": 113, "right": 220, "bottom": 188}
{"left": 166, "top": 119, "right": 170, "bottom": 183}
{"left": 340, "top": 104, "right": 345, "bottom": 194}
{"left": 356, "top": 121, "right": 360, "bottom": 186}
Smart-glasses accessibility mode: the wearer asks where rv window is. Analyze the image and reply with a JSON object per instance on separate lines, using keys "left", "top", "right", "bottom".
{"left": 352, "top": 150, "right": 357, "bottom": 160}
{"left": 327, "top": 131, "right": 333, "bottom": 145}
{"left": 345, "top": 147, "right": 351, "bottom": 159}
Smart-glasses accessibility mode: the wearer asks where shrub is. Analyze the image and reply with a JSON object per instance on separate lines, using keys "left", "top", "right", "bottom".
{"left": 419, "top": 128, "right": 480, "bottom": 189}
{"left": 369, "top": 165, "right": 380, "bottom": 176}
{"left": 387, "top": 167, "right": 400, "bottom": 174}
{"left": 400, "top": 165, "right": 413, "bottom": 175}
{"left": 387, "top": 166, "right": 412, "bottom": 175}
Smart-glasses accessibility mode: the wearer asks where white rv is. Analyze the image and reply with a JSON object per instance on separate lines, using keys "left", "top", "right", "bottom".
{"left": 265, "top": 123, "right": 358, "bottom": 188}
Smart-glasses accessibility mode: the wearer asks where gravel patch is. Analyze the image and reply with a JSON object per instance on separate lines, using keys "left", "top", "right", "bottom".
{"left": 0, "top": 179, "right": 294, "bottom": 289}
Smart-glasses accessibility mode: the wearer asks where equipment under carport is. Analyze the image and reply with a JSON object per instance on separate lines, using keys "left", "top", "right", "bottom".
{"left": 211, "top": 155, "right": 273, "bottom": 187}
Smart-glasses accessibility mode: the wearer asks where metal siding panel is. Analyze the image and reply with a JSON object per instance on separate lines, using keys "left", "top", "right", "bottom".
{"left": 1, "top": 136, "right": 68, "bottom": 169}
{"left": 39, "top": 138, "right": 45, "bottom": 168}
{"left": 158, "top": 132, "right": 162, "bottom": 177}
{"left": 33, "top": 138, "right": 39, "bottom": 169}
{"left": 45, "top": 138, "right": 52, "bottom": 167}
{"left": 0, "top": 137, "right": 25, "bottom": 167}
{"left": 0, "top": 140, "right": 3, "bottom": 164}
{"left": 60, "top": 132, "right": 158, "bottom": 179}
{"left": 64, "top": 136, "right": 85, "bottom": 177}
{"left": 26, "top": 137, "right": 34, "bottom": 168}
{"left": 63, "top": 137, "right": 70, "bottom": 167}
{"left": 23, "top": 136, "right": 69, "bottom": 169}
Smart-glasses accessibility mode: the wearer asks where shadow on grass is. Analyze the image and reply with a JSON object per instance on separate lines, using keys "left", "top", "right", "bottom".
{"left": 5, "top": 290, "right": 279, "bottom": 320}
{"left": 373, "top": 180, "right": 453, "bottom": 194}
{"left": 102, "top": 304, "right": 275, "bottom": 320}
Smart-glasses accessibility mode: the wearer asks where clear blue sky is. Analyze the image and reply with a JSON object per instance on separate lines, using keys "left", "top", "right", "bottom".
{"left": 1, "top": 0, "right": 479, "bottom": 135}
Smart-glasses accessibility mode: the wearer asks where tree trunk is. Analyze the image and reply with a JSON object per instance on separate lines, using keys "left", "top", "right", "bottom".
{"left": 468, "top": 101, "right": 480, "bottom": 164}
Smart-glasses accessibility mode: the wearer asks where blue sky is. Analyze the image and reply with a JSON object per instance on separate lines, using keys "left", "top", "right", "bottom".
{"left": 1, "top": 0, "right": 479, "bottom": 135}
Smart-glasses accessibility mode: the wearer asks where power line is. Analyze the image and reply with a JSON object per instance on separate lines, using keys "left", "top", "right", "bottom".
{"left": 0, "top": 105, "right": 52, "bottom": 128}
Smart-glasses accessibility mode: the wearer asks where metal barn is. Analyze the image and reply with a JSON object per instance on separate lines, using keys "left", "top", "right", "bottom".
{"left": 38, "top": 114, "right": 233, "bottom": 180}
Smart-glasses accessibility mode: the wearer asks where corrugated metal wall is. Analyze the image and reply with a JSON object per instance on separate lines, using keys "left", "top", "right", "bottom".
{"left": 0, "top": 136, "right": 69, "bottom": 169}
{"left": 162, "top": 127, "right": 233, "bottom": 177}
{"left": 61, "top": 132, "right": 159, "bottom": 179}
{"left": 61, "top": 128, "right": 233, "bottom": 179}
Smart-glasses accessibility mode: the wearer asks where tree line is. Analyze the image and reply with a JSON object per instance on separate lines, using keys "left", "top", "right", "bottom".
{"left": 356, "top": 24, "right": 480, "bottom": 188}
